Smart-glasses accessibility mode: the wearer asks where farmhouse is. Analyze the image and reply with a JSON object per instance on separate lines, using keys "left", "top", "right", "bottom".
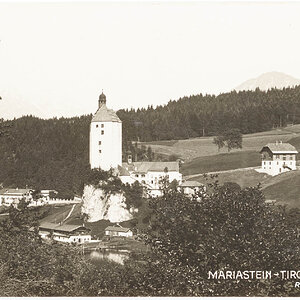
{"left": 258, "top": 141, "right": 298, "bottom": 176}
{"left": 39, "top": 222, "right": 91, "bottom": 244}
{"left": 0, "top": 188, "right": 33, "bottom": 205}
{"left": 104, "top": 225, "right": 133, "bottom": 238}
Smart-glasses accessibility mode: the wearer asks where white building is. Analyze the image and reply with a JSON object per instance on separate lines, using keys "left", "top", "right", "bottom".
{"left": 119, "top": 161, "right": 182, "bottom": 197}
{"left": 0, "top": 188, "right": 33, "bottom": 205}
{"left": 39, "top": 222, "right": 92, "bottom": 244}
{"left": 257, "top": 142, "right": 298, "bottom": 176}
{"left": 104, "top": 225, "right": 133, "bottom": 238}
{"left": 89, "top": 92, "right": 122, "bottom": 171}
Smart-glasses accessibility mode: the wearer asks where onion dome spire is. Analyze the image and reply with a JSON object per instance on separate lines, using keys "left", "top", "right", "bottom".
{"left": 98, "top": 90, "right": 106, "bottom": 108}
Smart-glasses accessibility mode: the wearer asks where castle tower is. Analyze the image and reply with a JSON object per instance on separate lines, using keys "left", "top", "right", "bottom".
{"left": 89, "top": 92, "right": 122, "bottom": 171}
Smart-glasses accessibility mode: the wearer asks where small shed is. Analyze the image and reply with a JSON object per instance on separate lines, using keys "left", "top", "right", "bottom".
{"left": 179, "top": 180, "right": 204, "bottom": 195}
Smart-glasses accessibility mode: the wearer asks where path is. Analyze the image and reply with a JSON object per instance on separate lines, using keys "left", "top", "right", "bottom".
{"left": 62, "top": 204, "right": 77, "bottom": 223}
{"left": 184, "top": 166, "right": 260, "bottom": 180}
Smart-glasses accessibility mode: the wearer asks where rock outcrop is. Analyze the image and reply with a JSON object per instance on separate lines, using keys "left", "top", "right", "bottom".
{"left": 81, "top": 184, "right": 132, "bottom": 223}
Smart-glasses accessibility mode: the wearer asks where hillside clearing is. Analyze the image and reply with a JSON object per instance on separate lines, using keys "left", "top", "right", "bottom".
{"left": 140, "top": 125, "right": 300, "bottom": 162}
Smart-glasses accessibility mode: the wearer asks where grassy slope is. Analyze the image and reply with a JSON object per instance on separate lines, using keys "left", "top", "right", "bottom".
{"left": 192, "top": 169, "right": 300, "bottom": 208}
{"left": 141, "top": 125, "right": 300, "bottom": 162}
{"left": 191, "top": 169, "right": 270, "bottom": 189}
{"left": 181, "top": 151, "right": 260, "bottom": 176}
{"left": 262, "top": 171, "right": 300, "bottom": 208}
{"left": 40, "top": 204, "right": 76, "bottom": 224}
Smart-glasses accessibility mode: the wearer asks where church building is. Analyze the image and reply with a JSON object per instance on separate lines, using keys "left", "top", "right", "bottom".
{"left": 89, "top": 92, "right": 122, "bottom": 170}
{"left": 90, "top": 91, "right": 182, "bottom": 195}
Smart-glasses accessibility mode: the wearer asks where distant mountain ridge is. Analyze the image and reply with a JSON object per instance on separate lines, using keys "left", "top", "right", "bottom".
{"left": 235, "top": 72, "right": 300, "bottom": 92}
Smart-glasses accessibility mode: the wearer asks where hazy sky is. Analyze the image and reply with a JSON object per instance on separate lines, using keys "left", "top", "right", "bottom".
{"left": 1, "top": 1, "right": 300, "bottom": 119}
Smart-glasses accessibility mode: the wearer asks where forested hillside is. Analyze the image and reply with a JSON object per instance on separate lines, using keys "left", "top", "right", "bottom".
{"left": 119, "top": 86, "right": 300, "bottom": 142}
{"left": 1, "top": 86, "right": 300, "bottom": 195}
{"left": 0, "top": 115, "right": 92, "bottom": 197}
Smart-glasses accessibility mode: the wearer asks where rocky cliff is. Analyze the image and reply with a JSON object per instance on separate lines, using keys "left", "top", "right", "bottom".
{"left": 81, "top": 184, "right": 132, "bottom": 223}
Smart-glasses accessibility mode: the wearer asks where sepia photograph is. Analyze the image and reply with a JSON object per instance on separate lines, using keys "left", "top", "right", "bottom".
{"left": 0, "top": 0, "right": 300, "bottom": 297}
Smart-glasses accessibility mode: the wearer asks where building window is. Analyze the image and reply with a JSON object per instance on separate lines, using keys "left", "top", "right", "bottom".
{"left": 101, "top": 130, "right": 104, "bottom": 135}
{"left": 99, "top": 150, "right": 101, "bottom": 153}
{"left": 135, "top": 174, "right": 139, "bottom": 178}
{"left": 96, "top": 124, "right": 98, "bottom": 128}
{"left": 277, "top": 162, "right": 279, "bottom": 165}
{"left": 99, "top": 141, "right": 101, "bottom": 145}
{"left": 151, "top": 180, "right": 154, "bottom": 184}
{"left": 283, "top": 156, "right": 286, "bottom": 160}
{"left": 276, "top": 155, "right": 279, "bottom": 159}
{"left": 269, "top": 161, "right": 271, "bottom": 165}
{"left": 101, "top": 124, "right": 104, "bottom": 128}
{"left": 141, "top": 174, "right": 145, "bottom": 177}
{"left": 290, "top": 155, "right": 294, "bottom": 160}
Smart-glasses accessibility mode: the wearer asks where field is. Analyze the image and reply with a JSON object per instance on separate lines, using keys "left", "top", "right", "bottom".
{"left": 181, "top": 151, "right": 260, "bottom": 176}
{"left": 140, "top": 125, "right": 300, "bottom": 162}
{"left": 192, "top": 168, "right": 300, "bottom": 208}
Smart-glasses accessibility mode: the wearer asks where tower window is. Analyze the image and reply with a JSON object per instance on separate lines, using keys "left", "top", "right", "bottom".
{"left": 99, "top": 141, "right": 101, "bottom": 145}
{"left": 99, "top": 150, "right": 102, "bottom": 153}
{"left": 101, "top": 130, "right": 104, "bottom": 135}
{"left": 101, "top": 124, "right": 104, "bottom": 128}
{"left": 96, "top": 124, "right": 99, "bottom": 128}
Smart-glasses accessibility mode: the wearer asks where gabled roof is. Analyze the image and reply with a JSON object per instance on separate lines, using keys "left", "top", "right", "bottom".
{"left": 122, "top": 161, "right": 180, "bottom": 173}
{"left": 1, "top": 188, "right": 33, "bottom": 196}
{"left": 39, "top": 222, "right": 59, "bottom": 230}
{"left": 39, "top": 222, "right": 89, "bottom": 233}
{"left": 118, "top": 165, "right": 130, "bottom": 176}
{"left": 180, "top": 181, "right": 203, "bottom": 187}
{"left": 105, "top": 226, "right": 131, "bottom": 233}
{"left": 92, "top": 104, "right": 121, "bottom": 123}
{"left": 260, "top": 143, "right": 298, "bottom": 154}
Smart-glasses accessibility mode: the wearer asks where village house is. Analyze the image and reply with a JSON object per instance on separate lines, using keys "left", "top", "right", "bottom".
{"left": 39, "top": 222, "right": 92, "bottom": 244}
{"left": 257, "top": 141, "right": 298, "bottom": 176}
{"left": 0, "top": 188, "right": 33, "bottom": 205}
{"left": 104, "top": 225, "right": 133, "bottom": 238}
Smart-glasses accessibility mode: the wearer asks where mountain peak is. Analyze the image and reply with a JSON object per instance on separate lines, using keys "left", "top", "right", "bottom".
{"left": 235, "top": 72, "right": 300, "bottom": 92}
